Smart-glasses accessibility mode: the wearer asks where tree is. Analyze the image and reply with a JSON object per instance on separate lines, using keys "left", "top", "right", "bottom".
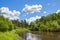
{"left": 0, "top": 15, "right": 15, "bottom": 32}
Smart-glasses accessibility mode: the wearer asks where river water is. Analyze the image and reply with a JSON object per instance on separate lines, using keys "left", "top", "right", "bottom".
{"left": 20, "top": 31, "right": 60, "bottom": 40}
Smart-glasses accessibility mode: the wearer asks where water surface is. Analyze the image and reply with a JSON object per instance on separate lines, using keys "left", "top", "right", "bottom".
{"left": 20, "top": 31, "right": 60, "bottom": 40}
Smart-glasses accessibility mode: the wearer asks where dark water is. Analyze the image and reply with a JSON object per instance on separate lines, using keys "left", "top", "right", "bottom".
{"left": 20, "top": 32, "right": 60, "bottom": 40}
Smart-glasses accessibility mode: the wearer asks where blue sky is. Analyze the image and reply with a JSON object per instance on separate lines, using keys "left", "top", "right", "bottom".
{"left": 0, "top": 0, "right": 60, "bottom": 23}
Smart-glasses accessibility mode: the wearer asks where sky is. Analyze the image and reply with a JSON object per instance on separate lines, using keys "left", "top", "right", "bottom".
{"left": 0, "top": 0, "right": 60, "bottom": 23}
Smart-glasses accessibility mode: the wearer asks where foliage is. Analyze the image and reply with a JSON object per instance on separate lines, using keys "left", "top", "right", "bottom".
{"left": 12, "top": 20, "right": 28, "bottom": 28}
{"left": 0, "top": 32, "right": 23, "bottom": 40}
{"left": 0, "top": 15, "right": 16, "bottom": 32}
{"left": 29, "top": 12, "right": 60, "bottom": 32}
{"left": 0, "top": 11, "right": 60, "bottom": 40}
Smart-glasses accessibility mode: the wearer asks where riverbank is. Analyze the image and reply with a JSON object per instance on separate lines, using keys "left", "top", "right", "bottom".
{"left": 0, "top": 28, "right": 28, "bottom": 40}
{"left": 0, "top": 32, "right": 22, "bottom": 40}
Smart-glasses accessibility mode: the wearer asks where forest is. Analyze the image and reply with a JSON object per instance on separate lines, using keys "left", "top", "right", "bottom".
{"left": 0, "top": 11, "right": 60, "bottom": 40}
{"left": 29, "top": 12, "right": 60, "bottom": 32}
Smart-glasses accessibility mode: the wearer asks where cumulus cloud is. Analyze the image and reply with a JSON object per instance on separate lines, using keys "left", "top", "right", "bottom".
{"left": 26, "top": 16, "right": 41, "bottom": 24}
{"left": 0, "top": 7, "right": 20, "bottom": 20}
{"left": 56, "top": 10, "right": 60, "bottom": 13}
{"left": 22, "top": 4, "right": 42, "bottom": 14}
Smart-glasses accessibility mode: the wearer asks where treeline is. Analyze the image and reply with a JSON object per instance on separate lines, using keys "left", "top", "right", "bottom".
{"left": 0, "top": 12, "right": 60, "bottom": 32}
{"left": 29, "top": 12, "right": 60, "bottom": 32}
{"left": 0, "top": 15, "right": 28, "bottom": 32}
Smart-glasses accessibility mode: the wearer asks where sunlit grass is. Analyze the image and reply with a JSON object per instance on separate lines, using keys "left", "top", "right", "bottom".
{"left": 0, "top": 32, "right": 23, "bottom": 40}
{"left": 0, "top": 28, "right": 28, "bottom": 40}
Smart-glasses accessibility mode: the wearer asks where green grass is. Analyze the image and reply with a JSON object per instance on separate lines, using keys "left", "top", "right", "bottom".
{"left": 0, "top": 32, "right": 23, "bottom": 40}
{"left": 15, "top": 28, "right": 28, "bottom": 33}
{"left": 0, "top": 28, "right": 28, "bottom": 40}
{"left": 10, "top": 27, "right": 28, "bottom": 33}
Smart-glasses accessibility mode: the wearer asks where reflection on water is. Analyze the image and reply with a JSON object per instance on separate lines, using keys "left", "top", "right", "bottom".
{"left": 26, "top": 33, "right": 32, "bottom": 40}
{"left": 21, "top": 31, "right": 60, "bottom": 40}
{"left": 26, "top": 32, "right": 41, "bottom": 40}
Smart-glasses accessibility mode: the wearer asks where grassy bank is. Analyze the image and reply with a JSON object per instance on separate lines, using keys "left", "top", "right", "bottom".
{"left": 0, "top": 28, "right": 28, "bottom": 40}
{"left": 0, "top": 32, "right": 22, "bottom": 40}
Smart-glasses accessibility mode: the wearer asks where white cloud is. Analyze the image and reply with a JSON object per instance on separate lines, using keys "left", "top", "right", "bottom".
{"left": 22, "top": 4, "right": 42, "bottom": 14}
{"left": 0, "top": 7, "right": 20, "bottom": 20}
{"left": 56, "top": 10, "right": 60, "bottom": 13}
{"left": 26, "top": 16, "right": 41, "bottom": 24}
{"left": 43, "top": 11, "right": 47, "bottom": 14}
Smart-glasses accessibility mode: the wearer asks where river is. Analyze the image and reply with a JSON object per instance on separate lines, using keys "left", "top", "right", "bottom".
{"left": 20, "top": 31, "right": 60, "bottom": 40}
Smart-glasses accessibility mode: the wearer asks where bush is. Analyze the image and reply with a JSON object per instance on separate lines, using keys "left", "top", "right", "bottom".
{"left": 0, "top": 15, "right": 16, "bottom": 32}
